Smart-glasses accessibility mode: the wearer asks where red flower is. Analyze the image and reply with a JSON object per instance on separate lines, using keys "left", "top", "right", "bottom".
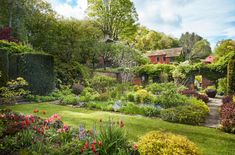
{"left": 45, "top": 126, "right": 49, "bottom": 130}
{"left": 92, "top": 143, "right": 96, "bottom": 153}
{"left": 33, "top": 126, "right": 37, "bottom": 130}
{"left": 93, "top": 139, "right": 97, "bottom": 145}
{"left": 81, "top": 147, "right": 84, "bottom": 153}
{"left": 85, "top": 141, "right": 89, "bottom": 149}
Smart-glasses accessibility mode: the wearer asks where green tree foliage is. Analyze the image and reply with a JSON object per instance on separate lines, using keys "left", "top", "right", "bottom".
{"left": 179, "top": 32, "right": 203, "bottom": 60}
{"left": 0, "top": 0, "right": 55, "bottom": 42}
{"left": 191, "top": 39, "right": 212, "bottom": 61}
{"left": 87, "top": 0, "right": 138, "bottom": 40}
{"left": 128, "top": 26, "right": 179, "bottom": 52}
{"left": 215, "top": 39, "right": 235, "bottom": 57}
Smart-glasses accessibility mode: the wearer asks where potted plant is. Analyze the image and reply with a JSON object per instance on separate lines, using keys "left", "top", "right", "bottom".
{"left": 205, "top": 86, "right": 217, "bottom": 98}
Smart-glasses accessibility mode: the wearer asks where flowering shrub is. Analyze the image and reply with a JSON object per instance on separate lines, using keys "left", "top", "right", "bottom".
{"left": 220, "top": 102, "right": 235, "bottom": 133}
{"left": 137, "top": 131, "right": 201, "bottom": 155}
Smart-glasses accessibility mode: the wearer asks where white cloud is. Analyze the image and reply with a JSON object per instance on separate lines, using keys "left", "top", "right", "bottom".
{"left": 46, "top": 0, "right": 235, "bottom": 49}
{"left": 47, "top": 0, "right": 88, "bottom": 19}
{"left": 133, "top": 0, "right": 235, "bottom": 49}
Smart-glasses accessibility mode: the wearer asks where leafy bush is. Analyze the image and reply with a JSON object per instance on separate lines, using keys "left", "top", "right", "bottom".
{"left": 135, "top": 89, "right": 156, "bottom": 104}
{"left": 85, "top": 101, "right": 114, "bottom": 111}
{"left": 156, "top": 90, "right": 188, "bottom": 108}
{"left": 147, "top": 82, "right": 186, "bottom": 95}
{"left": 71, "top": 83, "right": 84, "bottom": 95}
{"left": 137, "top": 131, "right": 201, "bottom": 155}
{"left": 0, "top": 77, "right": 30, "bottom": 104}
{"left": 119, "top": 102, "right": 145, "bottom": 115}
{"left": 142, "top": 106, "right": 161, "bottom": 117}
{"left": 220, "top": 103, "right": 235, "bottom": 133}
{"left": 26, "top": 95, "right": 57, "bottom": 102}
{"left": 161, "top": 104, "right": 209, "bottom": 125}
{"left": 91, "top": 75, "right": 116, "bottom": 93}
{"left": 217, "top": 78, "right": 227, "bottom": 95}
{"left": 126, "top": 92, "right": 136, "bottom": 102}
{"left": 61, "top": 94, "right": 79, "bottom": 105}
{"left": 119, "top": 103, "right": 161, "bottom": 117}
{"left": 79, "top": 87, "right": 100, "bottom": 102}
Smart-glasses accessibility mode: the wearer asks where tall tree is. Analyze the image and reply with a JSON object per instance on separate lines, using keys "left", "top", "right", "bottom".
{"left": 190, "top": 39, "right": 212, "bottom": 61}
{"left": 179, "top": 32, "right": 203, "bottom": 60}
{"left": 87, "top": 0, "right": 138, "bottom": 40}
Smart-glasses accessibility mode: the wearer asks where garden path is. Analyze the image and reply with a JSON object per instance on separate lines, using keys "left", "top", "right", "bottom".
{"left": 203, "top": 97, "right": 223, "bottom": 128}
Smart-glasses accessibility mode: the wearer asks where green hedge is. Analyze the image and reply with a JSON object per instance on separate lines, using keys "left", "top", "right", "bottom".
{"left": 227, "top": 59, "right": 235, "bottom": 94}
{"left": 0, "top": 50, "right": 9, "bottom": 86}
{"left": 0, "top": 41, "right": 54, "bottom": 95}
{"left": 9, "top": 53, "right": 54, "bottom": 95}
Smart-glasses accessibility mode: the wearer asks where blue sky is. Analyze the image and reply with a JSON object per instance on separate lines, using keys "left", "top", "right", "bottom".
{"left": 47, "top": 0, "right": 235, "bottom": 49}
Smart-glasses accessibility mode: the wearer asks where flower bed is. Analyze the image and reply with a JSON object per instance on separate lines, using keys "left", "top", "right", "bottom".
{"left": 0, "top": 109, "right": 137, "bottom": 154}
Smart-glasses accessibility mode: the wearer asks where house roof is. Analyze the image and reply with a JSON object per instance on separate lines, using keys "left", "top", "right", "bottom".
{"left": 203, "top": 55, "right": 215, "bottom": 63}
{"left": 147, "top": 47, "right": 183, "bottom": 57}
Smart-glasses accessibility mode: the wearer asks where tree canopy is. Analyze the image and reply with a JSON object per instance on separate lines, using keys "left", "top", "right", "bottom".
{"left": 87, "top": 0, "right": 138, "bottom": 40}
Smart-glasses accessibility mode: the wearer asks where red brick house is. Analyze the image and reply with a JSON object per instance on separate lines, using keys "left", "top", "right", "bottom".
{"left": 147, "top": 47, "right": 183, "bottom": 64}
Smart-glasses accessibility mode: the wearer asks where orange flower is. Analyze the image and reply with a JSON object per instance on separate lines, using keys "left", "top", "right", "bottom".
{"left": 42, "top": 110, "right": 46, "bottom": 115}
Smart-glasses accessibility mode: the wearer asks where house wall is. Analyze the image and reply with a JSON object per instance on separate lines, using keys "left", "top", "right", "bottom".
{"left": 148, "top": 55, "right": 172, "bottom": 64}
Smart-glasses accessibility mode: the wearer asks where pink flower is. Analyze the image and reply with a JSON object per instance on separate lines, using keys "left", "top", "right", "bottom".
{"left": 133, "top": 144, "right": 138, "bottom": 150}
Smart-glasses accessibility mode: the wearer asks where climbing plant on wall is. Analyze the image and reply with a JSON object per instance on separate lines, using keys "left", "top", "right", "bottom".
{"left": 227, "top": 59, "right": 235, "bottom": 94}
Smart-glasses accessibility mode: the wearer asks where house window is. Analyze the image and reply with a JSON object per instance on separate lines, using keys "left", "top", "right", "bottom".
{"left": 170, "top": 57, "right": 174, "bottom": 62}
{"left": 156, "top": 56, "right": 160, "bottom": 62}
{"left": 163, "top": 57, "right": 166, "bottom": 62}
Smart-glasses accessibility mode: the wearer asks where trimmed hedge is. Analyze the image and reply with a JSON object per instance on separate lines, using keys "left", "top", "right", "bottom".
{"left": 8, "top": 53, "right": 54, "bottom": 95}
{"left": 0, "top": 41, "right": 54, "bottom": 95}
{"left": 0, "top": 50, "right": 9, "bottom": 86}
{"left": 227, "top": 59, "right": 235, "bottom": 94}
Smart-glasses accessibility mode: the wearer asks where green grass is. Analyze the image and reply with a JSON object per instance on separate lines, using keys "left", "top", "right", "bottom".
{"left": 1, "top": 103, "right": 235, "bottom": 155}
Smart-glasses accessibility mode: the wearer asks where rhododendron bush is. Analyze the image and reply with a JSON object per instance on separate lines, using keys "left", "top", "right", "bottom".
{"left": 0, "top": 109, "right": 138, "bottom": 154}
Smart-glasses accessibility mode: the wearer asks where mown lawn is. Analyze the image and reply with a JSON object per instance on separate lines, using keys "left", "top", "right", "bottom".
{"left": 1, "top": 103, "right": 235, "bottom": 155}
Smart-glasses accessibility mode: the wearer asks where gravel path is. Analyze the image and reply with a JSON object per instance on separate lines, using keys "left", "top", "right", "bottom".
{"left": 203, "top": 97, "right": 223, "bottom": 128}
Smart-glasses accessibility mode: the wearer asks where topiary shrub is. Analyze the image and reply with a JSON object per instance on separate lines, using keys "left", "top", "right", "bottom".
{"left": 220, "top": 102, "right": 235, "bottom": 133}
{"left": 137, "top": 131, "right": 201, "bottom": 155}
